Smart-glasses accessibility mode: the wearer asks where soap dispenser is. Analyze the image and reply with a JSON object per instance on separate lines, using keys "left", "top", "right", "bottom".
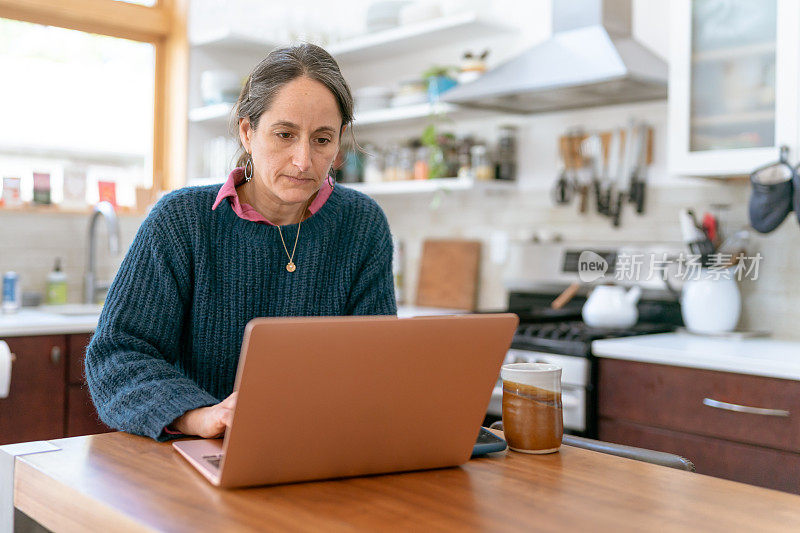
{"left": 46, "top": 258, "right": 68, "bottom": 305}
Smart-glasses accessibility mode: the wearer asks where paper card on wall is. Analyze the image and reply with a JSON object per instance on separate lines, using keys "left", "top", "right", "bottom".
{"left": 98, "top": 180, "right": 117, "bottom": 207}
{"left": 1, "top": 177, "right": 22, "bottom": 207}
{"left": 63, "top": 168, "right": 88, "bottom": 208}
{"left": 32, "top": 172, "right": 51, "bottom": 205}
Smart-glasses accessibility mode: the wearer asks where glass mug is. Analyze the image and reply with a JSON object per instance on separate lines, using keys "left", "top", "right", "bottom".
{"left": 501, "top": 363, "right": 563, "bottom": 454}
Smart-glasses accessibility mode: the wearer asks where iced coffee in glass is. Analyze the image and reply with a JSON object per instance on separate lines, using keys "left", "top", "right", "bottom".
{"left": 501, "top": 363, "right": 563, "bottom": 454}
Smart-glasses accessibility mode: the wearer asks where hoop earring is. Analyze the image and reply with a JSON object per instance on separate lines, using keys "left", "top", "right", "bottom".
{"left": 244, "top": 155, "right": 253, "bottom": 182}
{"left": 327, "top": 173, "right": 335, "bottom": 191}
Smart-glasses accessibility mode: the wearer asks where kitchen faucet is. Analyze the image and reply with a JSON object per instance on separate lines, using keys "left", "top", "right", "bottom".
{"left": 85, "top": 201, "right": 121, "bottom": 304}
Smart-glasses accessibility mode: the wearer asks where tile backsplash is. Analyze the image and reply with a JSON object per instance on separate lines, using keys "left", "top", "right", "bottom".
{"left": 376, "top": 179, "right": 800, "bottom": 340}
{"left": 2, "top": 179, "right": 798, "bottom": 339}
{"left": 0, "top": 210, "right": 144, "bottom": 306}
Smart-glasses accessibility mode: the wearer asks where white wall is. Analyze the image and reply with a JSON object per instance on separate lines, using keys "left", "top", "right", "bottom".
{"left": 3, "top": 0, "right": 797, "bottom": 339}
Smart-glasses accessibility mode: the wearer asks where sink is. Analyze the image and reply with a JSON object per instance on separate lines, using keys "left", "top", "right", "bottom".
{"left": 39, "top": 304, "right": 104, "bottom": 316}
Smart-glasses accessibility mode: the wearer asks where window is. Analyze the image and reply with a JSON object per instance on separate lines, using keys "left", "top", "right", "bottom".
{"left": 0, "top": 0, "right": 186, "bottom": 210}
{"left": 0, "top": 18, "right": 155, "bottom": 207}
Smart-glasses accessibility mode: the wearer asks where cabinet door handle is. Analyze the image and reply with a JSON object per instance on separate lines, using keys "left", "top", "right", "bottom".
{"left": 703, "top": 398, "right": 790, "bottom": 417}
{"left": 50, "top": 346, "right": 62, "bottom": 365}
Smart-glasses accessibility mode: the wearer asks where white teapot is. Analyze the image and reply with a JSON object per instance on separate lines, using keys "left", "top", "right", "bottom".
{"left": 582, "top": 285, "right": 642, "bottom": 329}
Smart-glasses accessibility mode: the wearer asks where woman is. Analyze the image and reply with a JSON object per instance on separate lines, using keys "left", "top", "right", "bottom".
{"left": 85, "top": 44, "right": 397, "bottom": 442}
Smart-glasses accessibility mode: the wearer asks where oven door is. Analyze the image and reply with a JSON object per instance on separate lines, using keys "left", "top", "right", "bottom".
{"left": 487, "top": 350, "right": 588, "bottom": 433}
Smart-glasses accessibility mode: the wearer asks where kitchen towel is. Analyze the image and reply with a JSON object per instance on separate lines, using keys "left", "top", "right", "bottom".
{"left": 0, "top": 341, "right": 11, "bottom": 399}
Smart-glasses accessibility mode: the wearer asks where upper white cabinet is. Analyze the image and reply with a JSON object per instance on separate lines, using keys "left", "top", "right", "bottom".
{"left": 668, "top": 0, "right": 800, "bottom": 176}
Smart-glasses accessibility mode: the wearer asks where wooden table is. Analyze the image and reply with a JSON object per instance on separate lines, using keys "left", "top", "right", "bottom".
{"left": 7, "top": 431, "right": 800, "bottom": 532}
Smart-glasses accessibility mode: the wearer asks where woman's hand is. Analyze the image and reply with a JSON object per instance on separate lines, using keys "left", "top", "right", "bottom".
{"left": 171, "top": 391, "right": 238, "bottom": 438}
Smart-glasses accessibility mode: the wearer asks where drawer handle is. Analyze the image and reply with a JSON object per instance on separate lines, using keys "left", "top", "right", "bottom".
{"left": 702, "top": 398, "right": 790, "bottom": 418}
{"left": 51, "top": 346, "right": 61, "bottom": 365}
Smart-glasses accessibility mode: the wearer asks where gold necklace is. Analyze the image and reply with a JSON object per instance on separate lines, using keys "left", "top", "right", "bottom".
{"left": 276, "top": 203, "right": 307, "bottom": 273}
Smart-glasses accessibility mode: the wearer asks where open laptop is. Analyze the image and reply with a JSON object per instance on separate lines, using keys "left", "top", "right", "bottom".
{"left": 173, "top": 313, "right": 518, "bottom": 488}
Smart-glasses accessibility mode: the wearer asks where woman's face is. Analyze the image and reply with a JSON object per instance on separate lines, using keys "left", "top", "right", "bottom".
{"left": 239, "top": 76, "right": 342, "bottom": 206}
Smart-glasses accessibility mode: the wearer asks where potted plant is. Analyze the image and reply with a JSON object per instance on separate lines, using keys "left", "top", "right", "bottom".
{"left": 421, "top": 124, "right": 449, "bottom": 180}
{"left": 422, "top": 65, "right": 458, "bottom": 102}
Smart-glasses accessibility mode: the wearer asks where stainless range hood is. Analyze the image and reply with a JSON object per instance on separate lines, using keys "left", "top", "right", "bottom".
{"left": 443, "top": 0, "right": 667, "bottom": 114}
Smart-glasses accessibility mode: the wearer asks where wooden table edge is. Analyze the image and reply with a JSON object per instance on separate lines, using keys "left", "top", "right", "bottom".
{"left": 15, "top": 458, "right": 152, "bottom": 533}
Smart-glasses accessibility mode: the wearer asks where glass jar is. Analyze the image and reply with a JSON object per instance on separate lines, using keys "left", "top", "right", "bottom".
{"left": 398, "top": 147, "right": 415, "bottom": 181}
{"left": 414, "top": 146, "right": 430, "bottom": 180}
{"left": 497, "top": 125, "right": 517, "bottom": 181}
{"left": 363, "top": 144, "right": 384, "bottom": 184}
{"left": 471, "top": 145, "right": 493, "bottom": 181}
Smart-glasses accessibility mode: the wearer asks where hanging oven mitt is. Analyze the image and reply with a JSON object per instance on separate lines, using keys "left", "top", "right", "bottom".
{"left": 749, "top": 146, "right": 795, "bottom": 233}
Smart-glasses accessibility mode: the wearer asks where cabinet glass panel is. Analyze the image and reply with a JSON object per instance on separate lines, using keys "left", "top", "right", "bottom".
{"left": 690, "top": 0, "right": 776, "bottom": 151}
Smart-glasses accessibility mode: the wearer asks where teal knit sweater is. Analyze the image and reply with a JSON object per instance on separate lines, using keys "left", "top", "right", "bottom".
{"left": 85, "top": 184, "right": 396, "bottom": 441}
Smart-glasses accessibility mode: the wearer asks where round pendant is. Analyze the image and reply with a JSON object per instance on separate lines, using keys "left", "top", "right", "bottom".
{"left": 286, "top": 262, "right": 296, "bottom": 272}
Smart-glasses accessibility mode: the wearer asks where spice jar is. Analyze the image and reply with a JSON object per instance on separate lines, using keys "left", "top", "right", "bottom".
{"left": 471, "top": 145, "right": 493, "bottom": 181}
{"left": 497, "top": 125, "right": 517, "bottom": 181}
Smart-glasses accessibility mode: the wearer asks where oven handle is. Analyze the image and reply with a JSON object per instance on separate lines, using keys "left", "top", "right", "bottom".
{"left": 702, "top": 398, "right": 790, "bottom": 418}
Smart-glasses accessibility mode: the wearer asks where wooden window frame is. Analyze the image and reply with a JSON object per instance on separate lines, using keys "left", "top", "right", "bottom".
{"left": 0, "top": 0, "right": 189, "bottom": 192}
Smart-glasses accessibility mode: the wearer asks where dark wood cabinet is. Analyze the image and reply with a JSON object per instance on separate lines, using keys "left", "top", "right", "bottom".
{"left": 65, "top": 332, "right": 112, "bottom": 438}
{"left": 0, "top": 335, "right": 66, "bottom": 445}
{"left": 599, "top": 358, "right": 800, "bottom": 493}
{"left": 67, "top": 332, "right": 93, "bottom": 385}
{"left": 0, "top": 331, "right": 112, "bottom": 445}
{"left": 66, "top": 385, "right": 112, "bottom": 437}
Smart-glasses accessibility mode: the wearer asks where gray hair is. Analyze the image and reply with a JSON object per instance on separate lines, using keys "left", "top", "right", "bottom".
{"left": 231, "top": 43, "right": 354, "bottom": 169}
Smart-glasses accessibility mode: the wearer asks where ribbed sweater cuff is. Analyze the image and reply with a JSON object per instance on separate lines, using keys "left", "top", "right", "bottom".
{"left": 148, "top": 384, "right": 219, "bottom": 442}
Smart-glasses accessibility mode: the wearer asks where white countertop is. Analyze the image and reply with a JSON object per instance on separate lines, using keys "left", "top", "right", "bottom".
{"left": 0, "top": 304, "right": 463, "bottom": 338}
{"left": 592, "top": 332, "right": 800, "bottom": 381}
{"left": 0, "top": 306, "right": 101, "bottom": 337}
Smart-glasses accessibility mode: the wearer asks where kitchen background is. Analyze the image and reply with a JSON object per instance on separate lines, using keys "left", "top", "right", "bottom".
{"left": 6, "top": 0, "right": 800, "bottom": 497}
{"left": 1, "top": 0, "right": 798, "bottom": 338}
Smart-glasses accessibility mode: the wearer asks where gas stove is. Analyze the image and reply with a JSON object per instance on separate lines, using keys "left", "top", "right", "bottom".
{"left": 486, "top": 240, "right": 686, "bottom": 437}
{"left": 511, "top": 320, "right": 677, "bottom": 357}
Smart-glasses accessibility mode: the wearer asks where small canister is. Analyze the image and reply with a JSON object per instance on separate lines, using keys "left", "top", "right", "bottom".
{"left": 2, "top": 271, "right": 20, "bottom": 314}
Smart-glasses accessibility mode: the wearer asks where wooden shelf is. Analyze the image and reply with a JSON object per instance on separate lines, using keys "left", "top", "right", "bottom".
{"left": 345, "top": 178, "right": 516, "bottom": 195}
{"left": 191, "top": 101, "right": 485, "bottom": 129}
{"left": 189, "top": 12, "right": 515, "bottom": 63}
{"left": 0, "top": 204, "right": 143, "bottom": 216}
{"left": 188, "top": 103, "right": 234, "bottom": 124}
{"left": 190, "top": 29, "right": 281, "bottom": 55}
{"left": 328, "top": 12, "right": 516, "bottom": 63}
{"left": 355, "top": 102, "right": 457, "bottom": 127}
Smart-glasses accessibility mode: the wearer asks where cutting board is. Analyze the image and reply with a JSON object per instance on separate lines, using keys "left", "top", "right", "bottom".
{"left": 415, "top": 239, "right": 481, "bottom": 311}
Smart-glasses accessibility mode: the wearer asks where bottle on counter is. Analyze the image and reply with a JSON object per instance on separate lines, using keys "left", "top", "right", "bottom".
{"left": 2, "top": 271, "right": 20, "bottom": 314}
{"left": 46, "top": 258, "right": 68, "bottom": 305}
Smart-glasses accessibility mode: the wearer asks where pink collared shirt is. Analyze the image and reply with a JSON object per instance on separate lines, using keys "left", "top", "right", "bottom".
{"left": 165, "top": 168, "right": 333, "bottom": 437}
{"left": 211, "top": 167, "right": 333, "bottom": 225}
